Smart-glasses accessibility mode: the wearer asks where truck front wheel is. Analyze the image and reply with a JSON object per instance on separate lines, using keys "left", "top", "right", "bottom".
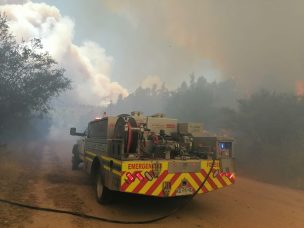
{"left": 72, "top": 144, "right": 80, "bottom": 170}
{"left": 96, "top": 171, "right": 113, "bottom": 204}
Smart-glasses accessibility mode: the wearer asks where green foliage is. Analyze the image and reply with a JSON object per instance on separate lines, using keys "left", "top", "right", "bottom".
{"left": 0, "top": 14, "right": 71, "bottom": 139}
{"left": 165, "top": 76, "right": 238, "bottom": 130}
{"left": 108, "top": 75, "right": 239, "bottom": 131}
{"left": 166, "top": 77, "right": 215, "bottom": 126}
{"left": 231, "top": 91, "right": 304, "bottom": 187}
{"left": 107, "top": 83, "right": 170, "bottom": 116}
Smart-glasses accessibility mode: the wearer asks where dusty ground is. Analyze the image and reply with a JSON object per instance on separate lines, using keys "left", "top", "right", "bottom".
{"left": 0, "top": 141, "right": 304, "bottom": 228}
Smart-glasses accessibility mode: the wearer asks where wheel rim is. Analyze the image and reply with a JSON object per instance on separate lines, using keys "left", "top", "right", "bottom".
{"left": 97, "top": 174, "right": 104, "bottom": 198}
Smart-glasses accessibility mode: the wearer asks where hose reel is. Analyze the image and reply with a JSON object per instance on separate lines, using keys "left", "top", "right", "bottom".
{"left": 114, "top": 114, "right": 139, "bottom": 154}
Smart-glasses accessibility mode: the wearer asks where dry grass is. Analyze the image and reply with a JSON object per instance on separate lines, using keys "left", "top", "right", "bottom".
{"left": 0, "top": 144, "right": 41, "bottom": 227}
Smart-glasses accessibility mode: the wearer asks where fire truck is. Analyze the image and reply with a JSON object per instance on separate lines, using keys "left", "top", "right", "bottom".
{"left": 70, "top": 112, "right": 235, "bottom": 204}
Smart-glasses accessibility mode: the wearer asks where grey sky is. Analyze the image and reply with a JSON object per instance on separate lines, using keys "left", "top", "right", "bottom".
{"left": 31, "top": 0, "right": 220, "bottom": 92}
{"left": 25, "top": 0, "right": 304, "bottom": 94}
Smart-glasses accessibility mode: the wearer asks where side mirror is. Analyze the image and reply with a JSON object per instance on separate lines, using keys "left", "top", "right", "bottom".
{"left": 70, "top": 127, "right": 85, "bottom": 137}
{"left": 70, "top": 127, "right": 76, "bottom": 136}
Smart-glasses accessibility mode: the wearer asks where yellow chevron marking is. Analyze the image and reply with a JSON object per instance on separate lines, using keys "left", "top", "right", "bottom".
{"left": 170, "top": 173, "right": 186, "bottom": 196}
{"left": 126, "top": 179, "right": 140, "bottom": 192}
{"left": 185, "top": 173, "right": 202, "bottom": 193}
{"left": 139, "top": 175, "right": 157, "bottom": 194}
{"left": 121, "top": 174, "right": 128, "bottom": 187}
{"left": 168, "top": 173, "right": 202, "bottom": 196}
{"left": 152, "top": 173, "right": 174, "bottom": 196}
{"left": 120, "top": 172, "right": 233, "bottom": 195}
{"left": 222, "top": 175, "right": 233, "bottom": 185}
{"left": 119, "top": 161, "right": 234, "bottom": 195}
{"left": 196, "top": 172, "right": 213, "bottom": 191}
{"left": 191, "top": 173, "right": 207, "bottom": 194}
{"left": 211, "top": 175, "right": 223, "bottom": 189}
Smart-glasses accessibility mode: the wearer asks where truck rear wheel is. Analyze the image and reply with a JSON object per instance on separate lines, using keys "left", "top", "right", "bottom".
{"left": 96, "top": 171, "right": 113, "bottom": 204}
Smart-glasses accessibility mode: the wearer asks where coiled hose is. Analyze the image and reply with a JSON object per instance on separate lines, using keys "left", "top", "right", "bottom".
{"left": 0, "top": 159, "right": 215, "bottom": 224}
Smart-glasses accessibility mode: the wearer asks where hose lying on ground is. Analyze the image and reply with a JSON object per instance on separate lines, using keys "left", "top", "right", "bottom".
{"left": 0, "top": 159, "right": 215, "bottom": 224}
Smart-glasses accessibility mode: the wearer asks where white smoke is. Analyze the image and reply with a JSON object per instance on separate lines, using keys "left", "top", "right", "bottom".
{"left": 0, "top": 1, "right": 129, "bottom": 106}
{"left": 104, "top": 0, "right": 304, "bottom": 94}
{"left": 140, "top": 75, "right": 163, "bottom": 90}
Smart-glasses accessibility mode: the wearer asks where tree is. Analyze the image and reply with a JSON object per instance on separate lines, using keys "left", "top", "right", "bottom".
{"left": 165, "top": 75, "right": 228, "bottom": 130}
{"left": 230, "top": 90, "right": 304, "bottom": 187}
{"left": 0, "top": 14, "right": 71, "bottom": 139}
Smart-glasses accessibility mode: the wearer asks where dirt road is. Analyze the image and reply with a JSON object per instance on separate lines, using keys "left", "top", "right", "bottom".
{"left": 0, "top": 141, "right": 303, "bottom": 228}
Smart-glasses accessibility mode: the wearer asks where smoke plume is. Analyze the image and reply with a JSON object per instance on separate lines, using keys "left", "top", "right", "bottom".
{"left": 0, "top": 1, "right": 128, "bottom": 106}
{"left": 140, "top": 75, "right": 164, "bottom": 90}
{"left": 104, "top": 0, "right": 304, "bottom": 94}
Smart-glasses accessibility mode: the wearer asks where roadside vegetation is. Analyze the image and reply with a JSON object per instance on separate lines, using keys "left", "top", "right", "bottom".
{"left": 0, "top": 14, "right": 70, "bottom": 142}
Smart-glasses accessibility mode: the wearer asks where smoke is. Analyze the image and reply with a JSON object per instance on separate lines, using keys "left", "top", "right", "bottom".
{"left": 140, "top": 75, "right": 163, "bottom": 90}
{"left": 3, "top": 1, "right": 301, "bottom": 96}
{"left": 0, "top": 1, "right": 128, "bottom": 106}
{"left": 104, "top": 0, "right": 304, "bottom": 94}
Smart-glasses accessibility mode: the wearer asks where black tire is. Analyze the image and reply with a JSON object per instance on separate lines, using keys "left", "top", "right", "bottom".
{"left": 72, "top": 156, "right": 79, "bottom": 170}
{"left": 96, "top": 171, "right": 113, "bottom": 204}
{"left": 72, "top": 144, "right": 80, "bottom": 170}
